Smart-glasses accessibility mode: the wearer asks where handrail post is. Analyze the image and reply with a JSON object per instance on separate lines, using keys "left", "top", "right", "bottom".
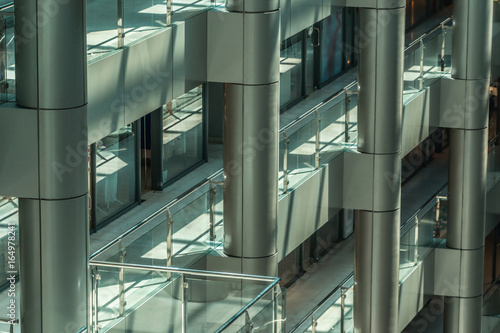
{"left": 118, "top": 241, "right": 127, "bottom": 317}
{"left": 245, "top": 310, "right": 253, "bottom": 333}
{"left": 315, "top": 110, "right": 321, "bottom": 169}
{"left": 311, "top": 314, "right": 317, "bottom": 333}
{"left": 340, "top": 287, "right": 346, "bottom": 333}
{"left": 414, "top": 216, "right": 420, "bottom": 265}
{"left": 91, "top": 266, "right": 101, "bottom": 333}
{"left": 117, "top": 0, "right": 124, "bottom": 48}
{"left": 283, "top": 133, "right": 289, "bottom": 194}
{"left": 273, "top": 285, "right": 279, "bottom": 333}
{"left": 440, "top": 23, "right": 447, "bottom": 71}
{"left": 419, "top": 38, "right": 425, "bottom": 91}
{"left": 344, "top": 90, "right": 351, "bottom": 142}
{"left": 166, "top": 209, "right": 173, "bottom": 280}
{"left": 181, "top": 274, "right": 188, "bottom": 333}
{"left": 167, "top": 0, "right": 172, "bottom": 26}
{"left": 209, "top": 182, "right": 217, "bottom": 241}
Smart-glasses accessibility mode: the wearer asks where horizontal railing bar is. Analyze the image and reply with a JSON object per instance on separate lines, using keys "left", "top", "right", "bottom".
{"left": 90, "top": 260, "right": 279, "bottom": 283}
{"left": 404, "top": 16, "right": 453, "bottom": 52}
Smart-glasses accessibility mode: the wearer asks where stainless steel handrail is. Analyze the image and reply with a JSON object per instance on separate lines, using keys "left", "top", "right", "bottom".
{"left": 404, "top": 17, "right": 453, "bottom": 52}
{"left": 90, "top": 260, "right": 279, "bottom": 283}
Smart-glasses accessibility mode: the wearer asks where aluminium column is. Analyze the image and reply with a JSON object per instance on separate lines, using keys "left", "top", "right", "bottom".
{"left": 445, "top": 1, "right": 492, "bottom": 332}
{"left": 354, "top": 3, "right": 405, "bottom": 333}
{"left": 15, "top": 0, "right": 89, "bottom": 332}
{"left": 223, "top": 0, "right": 280, "bottom": 276}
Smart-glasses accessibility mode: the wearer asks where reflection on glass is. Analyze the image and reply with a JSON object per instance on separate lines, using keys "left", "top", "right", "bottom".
{"left": 321, "top": 10, "right": 343, "bottom": 84}
{"left": 162, "top": 85, "right": 204, "bottom": 184}
{"left": 280, "top": 33, "right": 303, "bottom": 108}
{"left": 96, "top": 126, "right": 137, "bottom": 225}
{"left": 0, "top": 10, "right": 14, "bottom": 103}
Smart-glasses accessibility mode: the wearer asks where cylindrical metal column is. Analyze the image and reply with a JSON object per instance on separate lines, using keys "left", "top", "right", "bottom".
{"left": 354, "top": 6, "right": 405, "bottom": 333}
{"left": 445, "top": 0, "right": 492, "bottom": 331}
{"left": 15, "top": 0, "right": 89, "bottom": 332}
{"left": 223, "top": 0, "right": 280, "bottom": 276}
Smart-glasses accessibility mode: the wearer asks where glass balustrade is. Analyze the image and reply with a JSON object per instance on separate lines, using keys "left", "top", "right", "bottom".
{"left": 91, "top": 171, "right": 224, "bottom": 267}
{"left": 403, "top": 18, "right": 453, "bottom": 105}
{"left": 289, "top": 186, "right": 449, "bottom": 333}
{"left": 87, "top": 0, "right": 220, "bottom": 62}
{"left": 279, "top": 81, "right": 358, "bottom": 195}
{"left": 90, "top": 262, "right": 283, "bottom": 333}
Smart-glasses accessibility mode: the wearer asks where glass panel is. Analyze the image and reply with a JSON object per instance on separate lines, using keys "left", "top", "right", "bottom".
{"left": 92, "top": 172, "right": 224, "bottom": 265}
{"left": 235, "top": 290, "right": 286, "bottom": 333}
{"left": 163, "top": 85, "right": 204, "bottom": 184}
{"left": 0, "top": 9, "right": 14, "bottom": 103}
{"left": 93, "top": 265, "right": 279, "bottom": 333}
{"left": 87, "top": 0, "right": 119, "bottom": 62}
{"left": 172, "top": 0, "right": 214, "bottom": 22}
{"left": 95, "top": 125, "right": 137, "bottom": 225}
{"left": 320, "top": 10, "right": 343, "bottom": 84}
{"left": 123, "top": 0, "right": 167, "bottom": 47}
{"left": 318, "top": 98, "right": 347, "bottom": 167}
{"left": 96, "top": 267, "right": 182, "bottom": 332}
{"left": 280, "top": 33, "right": 303, "bottom": 108}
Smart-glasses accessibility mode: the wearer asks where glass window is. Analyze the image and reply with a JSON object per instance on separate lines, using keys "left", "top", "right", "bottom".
{"left": 320, "top": 10, "right": 344, "bottom": 84}
{"left": 95, "top": 125, "right": 137, "bottom": 225}
{"left": 280, "top": 33, "right": 303, "bottom": 108}
{"left": 162, "top": 85, "right": 204, "bottom": 184}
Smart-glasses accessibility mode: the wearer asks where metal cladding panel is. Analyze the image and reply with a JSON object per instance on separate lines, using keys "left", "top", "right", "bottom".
{"left": 354, "top": 210, "right": 400, "bottom": 333}
{"left": 40, "top": 197, "right": 88, "bottom": 332}
{"left": 87, "top": 51, "right": 126, "bottom": 144}
{"left": 241, "top": 254, "right": 278, "bottom": 276}
{"left": 184, "top": 13, "right": 208, "bottom": 92}
{"left": 37, "top": 0, "right": 87, "bottom": 109}
{"left": 458, "top": 248, "right": 484, "bottom": 297}
{"left": 452, "top": 0, "right": 493, "bottom": 80}
{"left": 243, "top": 12, "right": 280, "bottom": 85}
{"left": 19, "top": 199, "right": 42, "bottom": 333}
{"left": 343, "top": 151, "right": 374, "bottom": 210}
{"left": 373, "top": 153, "right": 401, "bottom": 211}
{"left": 241, "top": 83, "right": 279, "bottom": 258}
{"left": 223, "top": 84, "right": 244, "bottom": 257}
{"left": 358, "top": 8, "right": 404, "bottom": 155}
{"left": 277, "top": 156, "right": 343, "bottom": 260}
{"left": 397, "top": 254, "right": 435, "bottom": 332}
{"left": 172, "top": 22, "right": 186, "bottom": 98}
{"left": 447, "top": 128, "right": 487, "bottom": 250}
{"left": 123, "top": 29, "right": 173, "bottom": 125}
{"left": 444, "top": 296, "right": 483, "bottom": 333}
{"left": 0, "top": 106, "right": 38, "bottom": 198}
{"left": 207, "top": 11, "right": 244, "bottom": 84}
{"left": 39, "top": 107, "right": 88, "bottom": 199}
{"left": 226, "top": 0, "right": 279, "bottom": 13}
{"left": 15, "top": 0, "right": 87, "bottom": 109}
{"left": 290, "top": 0, "right": 323, "bottom": 37}
{"left": 402, "top": 90, "right": 432, "bottom": 157}
{"left": 439, "top": 77, "right": 489, "bottom": 130}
